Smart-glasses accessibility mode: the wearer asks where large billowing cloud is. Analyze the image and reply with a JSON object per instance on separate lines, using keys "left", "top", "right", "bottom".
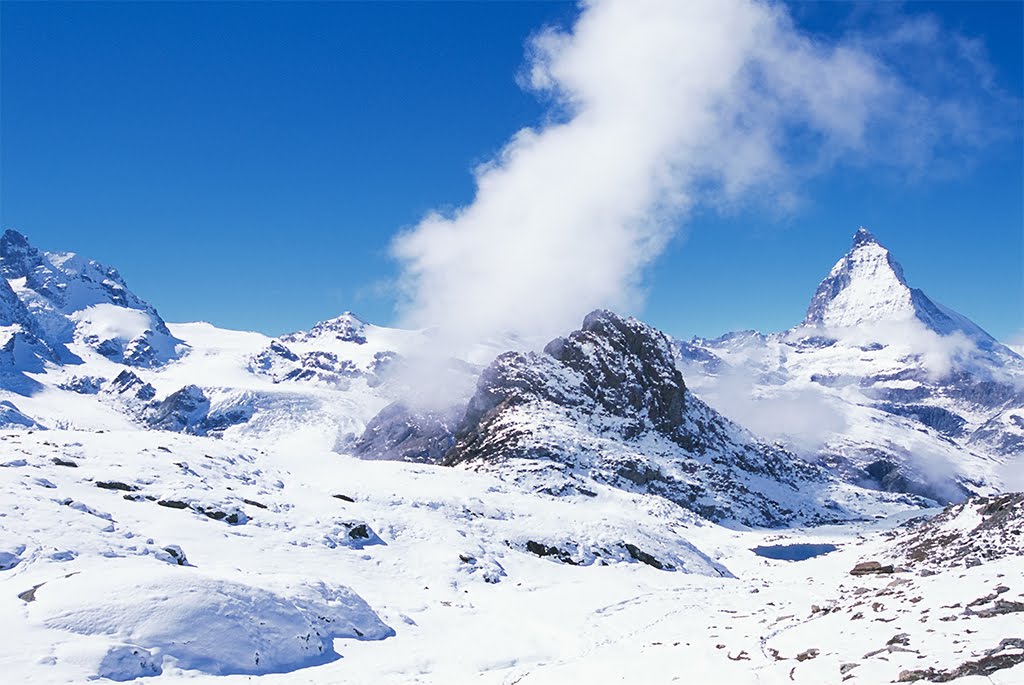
{"left": 391, "top": 0, "right": 1006, "bottom": 350}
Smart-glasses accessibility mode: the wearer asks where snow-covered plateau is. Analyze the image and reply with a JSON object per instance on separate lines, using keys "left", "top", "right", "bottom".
{"left": 0, "top": 228, "right": 1021, "bottom": 684}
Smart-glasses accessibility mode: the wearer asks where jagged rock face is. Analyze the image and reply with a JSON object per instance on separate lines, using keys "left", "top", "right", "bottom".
{"left": 0, "top": 277, "right": 58, "bottom": 381}
{"left": 251, "top": 338, "right": 395, "bottom": 387}
{"left": 0, "top": 230, "right": 184, "bottom": 367}
{"left": 544, "top": 310, "right": 687, "bottom": 436}
{"left": 0, "top": 230, "right": 146, "bottom": 312}
{"left": 107, "top": 370, "right": 157, "bottom": 402}
{"left": 0, "top": 277, "right": 42, "bottom": 335}
{"left": 455, "top": 310, "right": 687, "bottom": 447}
{"left": 148, "top": 385, "right": 210, "bottom": 433}
{"left": 102, "top": 373, "right": 246, "bottom": 436}
{"left": 249, "top": 313, "right": 401, "bottom": 388}
{"left": 352, "top": 401, "right": 459, "bottom": 464}
{"left": 445, "top": 310, "right": 855, "bottom": 528}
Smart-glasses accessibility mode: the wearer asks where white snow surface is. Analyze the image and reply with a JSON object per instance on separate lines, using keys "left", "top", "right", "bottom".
{"left": 1, "top": 428, "right": 1020, "bottom": 684}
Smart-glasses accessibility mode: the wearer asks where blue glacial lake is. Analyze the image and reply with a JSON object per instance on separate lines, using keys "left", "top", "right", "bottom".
{"left": 751, "top": 543, "right": 838, "bottom": 561}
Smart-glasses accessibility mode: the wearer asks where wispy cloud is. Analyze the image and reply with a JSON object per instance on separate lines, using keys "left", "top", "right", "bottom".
{"left": 391, "top": 0, "right": 1012, "bottom": 350}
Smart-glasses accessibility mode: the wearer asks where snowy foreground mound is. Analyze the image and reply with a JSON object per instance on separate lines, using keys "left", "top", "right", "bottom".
{"left": 29, "top": 562, "right": 392, "bottom": 679}
{"left": 0, "top": 428, "right": 737, "bottom": 683}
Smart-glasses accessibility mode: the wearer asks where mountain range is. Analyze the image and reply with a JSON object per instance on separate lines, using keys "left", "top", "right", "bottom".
{"left": 3, "top": 226, "right": 1019, "bottom": 505}
{"left": 0, "top": 227, "right": 1021, "bottom": 684}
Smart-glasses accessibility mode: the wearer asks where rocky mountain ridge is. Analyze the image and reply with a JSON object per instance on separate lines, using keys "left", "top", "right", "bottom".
{"left": 1, "top": 228, "right": 1021, "bottom": 513}
{"left": 359, "top": 309, "right": 926, "bottom": 527}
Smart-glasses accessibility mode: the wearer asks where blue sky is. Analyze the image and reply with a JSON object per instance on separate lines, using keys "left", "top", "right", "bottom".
{"left": 2, "top": 1, "right": 1021, "bottom": 341}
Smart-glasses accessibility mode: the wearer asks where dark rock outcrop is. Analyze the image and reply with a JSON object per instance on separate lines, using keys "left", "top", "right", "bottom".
{"left": 147, "top": 385, "right": 210, "bottom": 433}
{"left": 449, "top": 310, "right": 688, "bottom": 454}
{"left": 107, "top": 370, "right": 157, "bottom": 402}
{"left": 897, "top": 638, "right": 1024, "bottom": 682}
{"left": 849, "top": 561, "right": 895, "bottom": 576}
{"left": 103, "top": 374, "right": 249, "bottom": 436}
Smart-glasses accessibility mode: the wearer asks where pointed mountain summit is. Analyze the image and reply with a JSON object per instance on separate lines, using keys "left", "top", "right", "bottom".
{"left": 0, "top": 229, "right": 44, "bottom": 280}
{"left": 803, "top": 228, "right": 992, "bottom": 341}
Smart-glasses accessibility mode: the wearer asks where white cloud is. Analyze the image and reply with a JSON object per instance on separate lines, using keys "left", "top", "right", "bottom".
{"left": 800, "top": 319, "right": 980, "bottom": 381}
{"left": 695, "top": 374, "right": 851, "bottom": 453}
{"left": 390, "top": 0, "right": 1008, "bottom": 353}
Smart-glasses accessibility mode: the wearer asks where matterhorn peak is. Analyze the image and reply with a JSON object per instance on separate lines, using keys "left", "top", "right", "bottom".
{"left": 803, "top": 228, "right": 913, "bottom": 329}
{"left": 801, "top": 228, "right": 993, "bottom": 343}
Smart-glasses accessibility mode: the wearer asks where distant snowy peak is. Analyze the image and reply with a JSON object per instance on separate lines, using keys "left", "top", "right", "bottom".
{"left": 804, "top": 228, "right": 910, "bottom": 328}
{"left": 802, "top": 227, "right": 992, "bottom": 342}
{"left": 1, "top": 229, "right": 148, "bottom": 313}
{"left": 280, "top": 311, "right": 367, "bottom": 345}
{"left": 0, "top": 229, "right": 184, "bottom": 367}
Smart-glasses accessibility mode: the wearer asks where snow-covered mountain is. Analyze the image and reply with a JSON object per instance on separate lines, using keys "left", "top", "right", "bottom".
{"left": 1, "top": 228, "right": 1022, "bottom": 684}
{"left": 4, "top": 227, "right": 1019, "bottom": 502}
{"left": 0, "top": 229, "right": 185, "bottom": 368}
{"left": 804, "top": 228, "right": 996, "bottom": 339}
{"left": 678, "top": 228, "right": 1024, "bottom": 502}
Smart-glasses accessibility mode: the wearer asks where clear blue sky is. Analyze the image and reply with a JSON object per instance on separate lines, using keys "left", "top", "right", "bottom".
{"left": 2, "top": 1, "right": 1021, "bottom": 341}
